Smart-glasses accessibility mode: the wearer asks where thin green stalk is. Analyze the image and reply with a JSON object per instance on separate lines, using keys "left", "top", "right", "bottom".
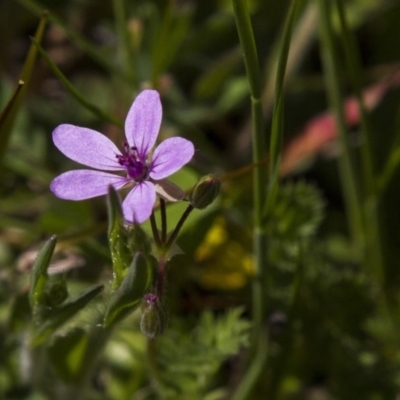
{"left": 334, "top": 6, "right": 396, "bottom": 345}
{"left": 165, "top": 204, "right": 193, "bottom": 249}
{"left": 379, "top": 100, "right": 400, "bottom": 192}
{"left": 150, "top": 212, "right": 161, "bottom": 248}
{"left": 318, "top": 0, "right": 398, "bottom": 344}
{"left": 265, "top": 0, "right": 304, "bottom": 217}
{"left": 159, "top": 198, "right": 167, "bottom": 245}
{"left": 156, "top": 256, "right": 166, "bottom": 298}
{"left": 231, "top": 0, "right": 267, "bottom": 398}
{"left": 316, "top": 0, "right": 364, "bottom": 252}
{"left": 269, "top": 0, "right": 303, "bottom": 180}
{"left": 334, "top": 0, "right": 375, "bottom": 195}
{"left": 31, "top": 38, "right": 123, "bottom": 127}
{"left": 334, "top": 0, "right": 386, "bottom": 287}
{"left": 379, "top": 147, "right": 400, "bottom": 191}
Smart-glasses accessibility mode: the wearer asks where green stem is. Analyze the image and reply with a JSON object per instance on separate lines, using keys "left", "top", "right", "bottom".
{"left": 156, "top": 256, "right": 166, "bottom": 299}
{"left": 316, "top": 0, "right": 364, "bottom": 252}
{"left": 160, "top": 198, "right": 167, "bottom": 245}
{"left": 334, "top": 0, "right": 375, "bottom": 195}
{"left": 318, "top": 0, "right": 398, "bottom": 347}
{"left": 264, "top": 0, "right": 302, "bottom": 219}
{"left": 231, "top": 0, "right": 267, "bottom": 398}
{"left": 31, "top": 38, "right": 123, "bottom": 127}
{"left": 334, "top": 0, "right": 385, "bottom": 288}
{"left": 150, "top": 211, "right": 161, "bottom": 248}
{"left": 268, "top": 0, "right": 301, "bottom": 180}
{"left": 165, "top": 204, "right": 194, "bottom": 249}
{"left": 379, "top": 147, "right": 400, "bottom": 192}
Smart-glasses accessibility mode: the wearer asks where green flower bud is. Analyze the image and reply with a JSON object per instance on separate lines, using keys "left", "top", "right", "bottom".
{"left": 140, "top": 293, "right": 168, "bottom": 339}
{"left": 45, "top": 276, "right": 68, "bottom": 306}
{"left": 189, "top": 174, "right": 221, "bottom": 210}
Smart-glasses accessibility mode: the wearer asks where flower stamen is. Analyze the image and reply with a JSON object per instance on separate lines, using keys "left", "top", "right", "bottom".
{"left": 116, "top": 141, "right": 148, "bottom": 181}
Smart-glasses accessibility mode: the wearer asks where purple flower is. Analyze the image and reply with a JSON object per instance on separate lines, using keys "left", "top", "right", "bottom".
{"left": 50, "top": 90, "right": 194, "bottom": 223}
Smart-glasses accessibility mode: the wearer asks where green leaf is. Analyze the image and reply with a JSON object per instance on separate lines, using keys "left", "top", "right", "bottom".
{"left": 104, "top": 252, "right": 151, "bottom": 328}
{"left": 47, "top": 327, "right": 89, "bottom": 383}
{"left": 29, "top": 235, "right": 57, "bottom": 311}
{"left": 153, "top": 307, "right": 250, "bottom": 399}
{"left": 31, "top": 284, "right": 104, "bottom": 347}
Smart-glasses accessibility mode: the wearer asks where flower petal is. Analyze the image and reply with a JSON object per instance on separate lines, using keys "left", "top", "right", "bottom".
{"left": 124, "top": 90, "right": 162, "bottom": 160}
{"left": 53, "top": 124, "right": 122, "bottom": 170}
{"left": 149, "top": 137, "right": 194, "bottom": 180}
{"left": 50, "top": 170, "right": 129, "bottom": 200}
{"left": 122, "top": 181, "right": 156, "bottom": 223}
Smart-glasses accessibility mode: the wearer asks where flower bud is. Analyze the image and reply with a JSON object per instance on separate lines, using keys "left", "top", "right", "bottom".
{"left": 189, "top": 175, "right": 221, "bottom": 210}
{"left": 45, "top": 277, "right": 68, "bottom": 306}
{"left": 140, "top": 293, "right": 168, "bottom": 339}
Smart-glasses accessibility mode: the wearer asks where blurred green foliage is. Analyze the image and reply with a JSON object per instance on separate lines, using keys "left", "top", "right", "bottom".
{"left": 1, "top": 0, "right": 400, "bottom": 399}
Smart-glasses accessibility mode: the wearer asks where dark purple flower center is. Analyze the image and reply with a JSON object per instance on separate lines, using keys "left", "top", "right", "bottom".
{"left": 116, "top": 141, "right": 148, "bottom": 181}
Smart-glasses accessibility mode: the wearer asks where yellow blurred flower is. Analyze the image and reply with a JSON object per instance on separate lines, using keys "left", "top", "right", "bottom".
{"left": 194, "top": 218, "right": 254, "bottom": 290}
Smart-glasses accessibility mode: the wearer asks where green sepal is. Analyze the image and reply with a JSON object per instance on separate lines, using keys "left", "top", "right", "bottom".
{"left": 103, "top": 252, "right": 151, "bottom": 328}
{"left": 31, "top": 284, "right": 104, "bottom": 347}
{"left": 29, "top": 235, "right": 57, "bottom": 312}
{"left": 47, "top": 327, "right": 89, "bottom": 383}
{"left": 107, "top": 186, "right": 132, "bottom": 288}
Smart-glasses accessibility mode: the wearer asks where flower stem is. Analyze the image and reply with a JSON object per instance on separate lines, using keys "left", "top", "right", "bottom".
{"left": 150, "top": 211, "right": 161, "bottom": 248}
{"left": 156, "top": 256, "right": 166, "bottom": 298}
{"left": 160, "top": 198, "right": 167, "bottom": 245}
{"left": 231, "top": 0, "right": 268, "bottom": 398}
{"left": 165, "top": 204, "right": 194, "bottom": 249}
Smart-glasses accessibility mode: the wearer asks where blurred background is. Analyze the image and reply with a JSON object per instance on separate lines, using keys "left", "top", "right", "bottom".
{"left": 2, "top": 0, "right": 400, "bottom": 399}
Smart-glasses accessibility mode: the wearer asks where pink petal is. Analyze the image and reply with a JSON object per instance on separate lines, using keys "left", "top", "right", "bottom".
{"left": 50, "top": 170, "right": 129, "bottom": 200}
{"left": 124, "top": 90, "right": 162, "bottom": 160}
{"left": 122, "top": 181, "right": 156, "bottom": 223}
{"left": 53, "top": 124, "right": 122, "bottom": 171}
{"left": 149, "top": 137, "right": 194, "bottom": 180}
